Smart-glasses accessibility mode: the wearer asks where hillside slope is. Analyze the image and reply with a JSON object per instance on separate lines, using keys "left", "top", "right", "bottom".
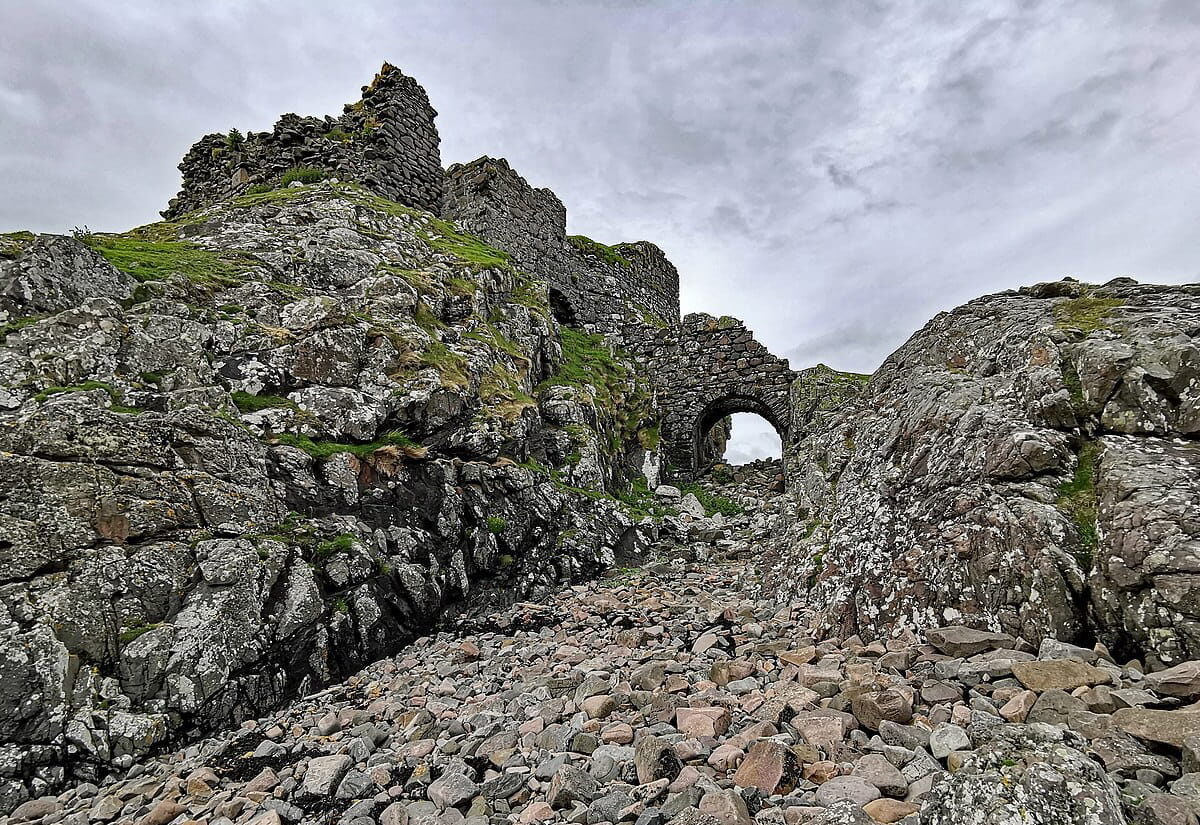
{"left": 0, "top": 182, "right": 689, "bottom": 806}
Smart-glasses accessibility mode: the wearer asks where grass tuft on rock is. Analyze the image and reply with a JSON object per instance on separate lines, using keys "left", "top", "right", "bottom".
{"left": 274, "top": 430, "right": 420, "bottom": 460}
{"left": 679, "top": 482, "right": 743, "bottom": 517}
{"left": 1055, "top": 294, "right": 1122, "bottom": 333}
{"left": 1057, "top": 440, "right": 1101, "bottom": 570}
{"left": 0, "top": 230, "right": 36, "bottom": 258}
{"left": 83, "top": 235, "right": 244, "bottom": 290}
{"left": 567, "top": 235, "right": 631, "bottom": 268}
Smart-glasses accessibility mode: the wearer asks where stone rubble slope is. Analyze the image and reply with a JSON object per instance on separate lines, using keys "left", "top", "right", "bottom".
{"left": 766, "top": 279, "right": 1200, "bottom": 667}
{"left": 10, "top": 487, "right": 1200, "bottom": 825}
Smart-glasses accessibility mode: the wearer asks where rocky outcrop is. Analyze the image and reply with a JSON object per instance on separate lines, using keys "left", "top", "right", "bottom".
{"left": 764, "top": 279, "right": 1200, "bottom": 667}
{"left": 0, "top": 182, "right": 684, "bottom": 808}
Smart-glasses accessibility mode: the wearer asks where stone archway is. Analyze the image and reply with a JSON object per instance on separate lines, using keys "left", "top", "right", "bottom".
{"left": 635, "top": 313, "right": 796, "bottom": 477}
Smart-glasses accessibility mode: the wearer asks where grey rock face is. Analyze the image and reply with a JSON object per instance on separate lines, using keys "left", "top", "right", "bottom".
{"left": 920, "top": 723, "right": 1125, "bottom": 824}
{"left": 0, "top": 182, "right": 663, "bottom": 807}
{"left": 762, "top": 279, "right": 1200, "bottom": 664}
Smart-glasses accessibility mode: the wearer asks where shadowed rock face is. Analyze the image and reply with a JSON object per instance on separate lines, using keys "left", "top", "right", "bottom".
{"left": 762, "top": 278, "right": 1200, "bottom": 665}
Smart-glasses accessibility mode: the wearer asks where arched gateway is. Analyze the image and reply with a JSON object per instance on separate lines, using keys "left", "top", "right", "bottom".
{"left": 636, "top": 313, "right": 796, "bottom": 477}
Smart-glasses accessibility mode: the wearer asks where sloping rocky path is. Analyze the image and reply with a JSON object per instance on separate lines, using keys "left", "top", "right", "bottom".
{"left": 9, "top": 487, "right": 1200, "bottom": 825}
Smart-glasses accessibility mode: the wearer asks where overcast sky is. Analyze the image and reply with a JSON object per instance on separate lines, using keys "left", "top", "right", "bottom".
{"left": 3, "top": 1, "right": 1198, "bottom": 461}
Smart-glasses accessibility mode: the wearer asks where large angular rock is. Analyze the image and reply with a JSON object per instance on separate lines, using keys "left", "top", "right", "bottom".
{"left": 919, "top": 723, "right": 1124, "bottom": 824}
{"left": 758, "top": 281, "right": 1200, "bottom": 664}
{"left": 1011, "top": 660, "right": 1110, "bottom": 692}
{"left": 850, "top": 689, "right": 913, "bottom": 731}
{"left": 300, "top": 755, "right": 352, "bottom": 798}
{"left": 731, "top": 741, "right": 801, "bottom": 795}
{"left": 1113, "top": 709, "right": 1200, "bottom": 748}
{"left": 1145, "top": 661, "right": 1200, "bottom": 698}
{"left": 926, "top": 627, "right": 1018, "bottom": 659}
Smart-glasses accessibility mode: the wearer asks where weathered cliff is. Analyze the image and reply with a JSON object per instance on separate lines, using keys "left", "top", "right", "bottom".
{"left": 765, "top": 279, "right": 1200, "bottom": 667}
{"left": 0, "top": 182, "right": 684, "bottom": 806}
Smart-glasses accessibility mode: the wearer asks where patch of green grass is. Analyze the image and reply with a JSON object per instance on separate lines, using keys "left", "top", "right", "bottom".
{"left": 1057, "top": 440, "right": 1101, "bottom": 569}
{"left": 231, "top": 390, "right": 298, "bottom": 413}
{"left": 0, "top": 230, "right": 35, "bottom": 258}
{"left": 274, "top": 430, "right": 419, "bottom": 460}
{"left": 807, "top": 549, "right": 826, "bottom": 590}
{"left": 256, "top": 511, "right": 318, "bottom": 549}
{"left": 243, "top": 183, "right": 274, "bottom": 196}
{"left": 82, "top": 235, "right": 244, "bottom": 290}
{"left": 1061, "top": 357, "right": 1087, "bottom": 412}
{"left": 487, "top": 517, "right": 507, "bottom": 534}
{"left": 1055, "top": 294, "right": 1122, "bottom": 333}
{"left": 34, "top": 380, "right": 139, "bottom": 413}
{"left": 636, "top": 305, "right": 669, "bottom": 329}
{"left": 280, "top": 166, "right": 327, "bottom": 186}
{"left": 479, "top": 364, "right": 535, "bottom": 420}
{"left": 119, "top": 622, "right": 163, "bottom": 644}
{"left": 1, "top": 313, "right": 47, "bottom": 339}
{"left": 314, "top": 533, "right": 355, "bottom": 562}
{"left": 617, "top": 476, "right": 676, "bottom": 520}
{"left": 333, "top": 598, "right": 350, "bottom": 614}
{"left": 420, "top": 340, "right": 469, "bottom": 388}
{"left": 323, "top": 126, "right": 353, "bottom": 143}
{"left": 539, "top": 328, "right": 628, "bottom": 406}
{"left": 679, "top": 482, "right": 743, "bottom": 517}
{"left": 567, "top": 235, "right": 631, "bottom": 268}
{"left": 447, "top": 275, "right": 479, "bottom": 296}
{"left": 637, "top": 425, "right": 661, "bottom": 451}
{"left": 419, "top": 217, "right": 513, "bottom": 271}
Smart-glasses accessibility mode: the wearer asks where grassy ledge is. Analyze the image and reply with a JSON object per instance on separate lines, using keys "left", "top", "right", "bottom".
{"left": 567, "top": 235, "right": 631, "bottom": 268}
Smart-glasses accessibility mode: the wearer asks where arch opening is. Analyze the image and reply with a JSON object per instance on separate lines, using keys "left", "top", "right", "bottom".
{"left": 549, "top": 288, "right": 579, "bottom": 328}
{"left": 692, "top": 394, "right": 786, "bottom": 474}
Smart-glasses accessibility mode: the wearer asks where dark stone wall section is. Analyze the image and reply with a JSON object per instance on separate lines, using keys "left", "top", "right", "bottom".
{"left": 441, "top": 157, "right": 681, "bottom": 328}
{"left": 162, "top": 63, "right": 443, "bottom": 219}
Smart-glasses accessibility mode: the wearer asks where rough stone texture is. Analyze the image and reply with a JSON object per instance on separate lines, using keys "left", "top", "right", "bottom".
{"left": 632, "top": 313, "right": 796, "bottom": 475}
{"left": 920, "top": 723, "right": 1125, "bottom": 824}
{"left": 442, "top": 157, "right": 681, "bottom": 330}
{"left": 760, "top": 279, "right": 1200, "bottom": 663}
{"left": 0, "top": 182, "right": 670, "bottom": 808}
{"left": 0, "top": 235, "right": 132, "bottom": 321}
{"left": 163, "top": 63, "right": 443, "bottom": 218}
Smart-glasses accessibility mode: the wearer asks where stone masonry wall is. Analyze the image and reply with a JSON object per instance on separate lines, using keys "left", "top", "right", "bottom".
{"left": 162, "top": 63, "right": 442, "bottom": 218}
{"left": 442, "top": 157, "right": 680, "bottom": 329}
{"left": 629, "top": 313, "right": 796, "bottom": 475}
